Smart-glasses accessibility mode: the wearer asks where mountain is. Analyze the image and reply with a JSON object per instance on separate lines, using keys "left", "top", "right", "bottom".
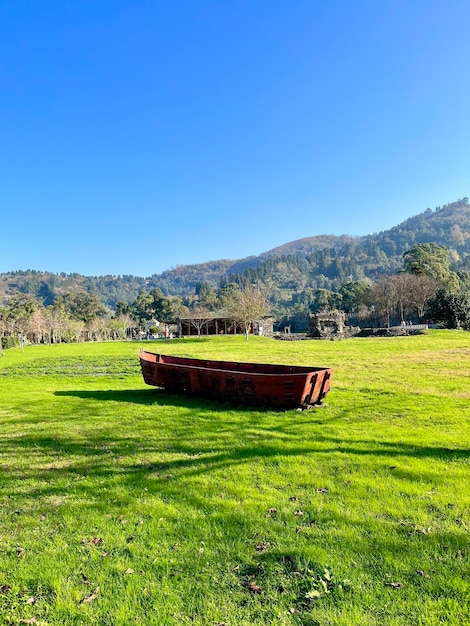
{"left": 1, "top": 199, "right": 470, "bottom": 310}
{"left": 261, "top": 234, "right": 358, "bottom": 257}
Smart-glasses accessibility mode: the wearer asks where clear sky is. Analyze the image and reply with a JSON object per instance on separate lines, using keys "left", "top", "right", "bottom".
{"left": 1, "top": 0, "right": 470, "bottom": 277}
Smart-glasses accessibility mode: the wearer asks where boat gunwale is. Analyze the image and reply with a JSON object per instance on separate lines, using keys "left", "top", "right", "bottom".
{"left": 139, "top": 350, "right": 332, "bottom": 377}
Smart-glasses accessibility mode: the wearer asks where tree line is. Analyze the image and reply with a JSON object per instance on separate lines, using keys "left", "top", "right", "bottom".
{"left": 0, "top": 282, "right": 271, "bottom": 348}
{"left": 304, "top": 243, "right": 470, "bottom": 330}
{"left": 1, "top": 244, "right": 470, "bottom": 350}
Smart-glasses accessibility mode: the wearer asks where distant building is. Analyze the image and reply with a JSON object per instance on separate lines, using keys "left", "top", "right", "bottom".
{"left": 177, "top": 315, "right": 274, "bottom": 338}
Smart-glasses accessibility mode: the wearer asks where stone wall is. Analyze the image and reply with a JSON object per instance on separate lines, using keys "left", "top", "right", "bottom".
{"left": 307, "top": 310, "right": 359, "bottom": 339}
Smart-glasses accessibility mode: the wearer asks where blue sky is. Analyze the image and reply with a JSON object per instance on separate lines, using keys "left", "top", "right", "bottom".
{"left": 1, "top": 0, "right": 470, "bottom": 277}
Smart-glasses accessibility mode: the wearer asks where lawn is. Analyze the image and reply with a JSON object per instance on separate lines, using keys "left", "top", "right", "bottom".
{"left": 0, "top": 331, "right": 468, "bottom": 625}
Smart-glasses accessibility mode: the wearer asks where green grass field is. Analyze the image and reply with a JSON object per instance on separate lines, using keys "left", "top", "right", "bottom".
{"left": 0, "top": 332, "right": 468, "bottom": 625}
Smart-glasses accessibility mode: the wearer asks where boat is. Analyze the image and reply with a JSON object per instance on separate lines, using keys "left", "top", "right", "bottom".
{"left": 139, "top": 350, "right": 333, "bottom": 409}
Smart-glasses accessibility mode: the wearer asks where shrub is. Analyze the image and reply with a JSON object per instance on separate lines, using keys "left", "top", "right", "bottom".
{"left": 1, "top": 335, "right": 21, "bottom": 349}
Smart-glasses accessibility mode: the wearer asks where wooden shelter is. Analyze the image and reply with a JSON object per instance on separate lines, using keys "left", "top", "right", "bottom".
{"left": 177, "top": 315, "right": 273, "bottom": 338}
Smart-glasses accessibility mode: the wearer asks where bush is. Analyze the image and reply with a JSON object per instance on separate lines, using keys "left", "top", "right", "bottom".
{"left": 429, "top": 289, "right": 470, "bottom": 329}
{"left": 1, "top": 336, "right": 21, "bottom": 349}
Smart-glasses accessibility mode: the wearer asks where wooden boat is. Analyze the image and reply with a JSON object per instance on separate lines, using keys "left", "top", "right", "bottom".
{"left": 139, "top": 350, "right": 333, "bottom": 409}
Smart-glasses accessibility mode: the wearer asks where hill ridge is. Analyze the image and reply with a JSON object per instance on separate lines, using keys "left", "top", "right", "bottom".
{"left": 1, "top": 199, "right": 470, "bottom": 309}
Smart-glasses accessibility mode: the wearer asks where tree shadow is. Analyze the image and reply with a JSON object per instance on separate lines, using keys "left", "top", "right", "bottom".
{"left": 3, "top": 385, "right": 469, "bottom": 507}
{"left": 1, "top": 427, "right": 468, "bottom": 500}
{"left": 53, "top": 388, "right": 309, "bottom": 414}
{"left": 55, "top": 388, "right": 183, "bottom": 407}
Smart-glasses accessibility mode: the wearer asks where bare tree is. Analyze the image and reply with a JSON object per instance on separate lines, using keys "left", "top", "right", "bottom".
{"left": 222, "top": 283, "right": 271, "bottom": 341}
{"left": 48, "top": 306, "right": 68, "bottom": 344}
{"left": 393, "top": 274, "right": 414, "bottom": 323}
{"left": 187, "top": 306, "right": 213, "bottom": 336}
{"left": 67, "top": 319, "right": 85, "bottom": 342}
{"left": 368, "top": 277, "right": 397, "bottom": 327}
{"left": 107, "top": 314, "right": 134, "bottom": 340}
{"left": 407, "top": 273, "right": 436, "bottom": 320}
{"left": 368, "top": 272, "right": 436, "bottom": 326}
{"left": 86, "top": 317, "right": 107, "bottom": 341}
{"left": 30, "top": 309, "right": 50, "bottom": 344}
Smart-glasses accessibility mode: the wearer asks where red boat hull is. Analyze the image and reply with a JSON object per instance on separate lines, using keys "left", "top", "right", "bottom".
{"left": 140, "top": 351, "right": 333, "bottom": 408}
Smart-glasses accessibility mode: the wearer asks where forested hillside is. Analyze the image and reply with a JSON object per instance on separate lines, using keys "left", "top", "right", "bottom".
{"left": 1, "top": 199, "right": 470, "bottom": 315}
{"left": 367, "top": 199, "right": 470, "bottom": 258}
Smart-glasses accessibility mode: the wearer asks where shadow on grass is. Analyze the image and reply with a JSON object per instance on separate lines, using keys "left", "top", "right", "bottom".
{"left": 2, "top": 387, "right": 468, "bottom": 506}
{"left": 8, "top": 389, "right": 470, "bottom": 472}
{"left": 54, "top": 387, "right": 342, "bottom": 417}
{"left": 54, "top": 388, "right": 262, "bottom": 413}
{"left": 1, "top": 429, "right": 468, "bottom": 490}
